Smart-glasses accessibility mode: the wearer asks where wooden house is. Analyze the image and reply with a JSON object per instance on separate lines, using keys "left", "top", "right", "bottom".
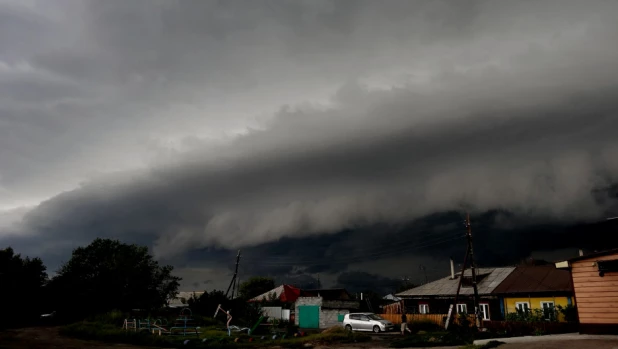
{"left": 396, "top": 266, "right": 515, "bottom": 322}
{"left": 491, "top": 264, "right": 574, "bottom": 322}
{"left": 556, "top": 248, "right": 618, "bottom": 334}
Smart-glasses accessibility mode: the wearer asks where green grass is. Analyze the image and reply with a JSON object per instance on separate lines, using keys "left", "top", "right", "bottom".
{"left": 60, "top": 321, "right": 370, "bottom": 348}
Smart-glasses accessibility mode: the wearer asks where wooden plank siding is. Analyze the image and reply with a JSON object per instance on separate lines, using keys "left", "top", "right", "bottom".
{"left": 571, "top": 253, "right": 618, "bottom": 326}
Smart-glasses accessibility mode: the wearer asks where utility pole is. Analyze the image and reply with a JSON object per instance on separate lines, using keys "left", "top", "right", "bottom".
{"left": 465, "top": 213, "right": 481, "bottom": 328}
{"left": 419, "top": 265, "right": 428, "bottom": 285}
{"left": 445, "top": 245, "right": 469, "bottom": 330}
{"left": 401, "top": 275, "right": 411, "bottom": 289}
{"left": 225, "top": 250, "right": 241, "bottom": 299}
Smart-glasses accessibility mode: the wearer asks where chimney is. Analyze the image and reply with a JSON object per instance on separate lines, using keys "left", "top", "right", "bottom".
{"left": 450, "top": 257, "right": 456, "bottom": 279}
{"left": 579, "top": 249, "right": 584, "bottom": 257}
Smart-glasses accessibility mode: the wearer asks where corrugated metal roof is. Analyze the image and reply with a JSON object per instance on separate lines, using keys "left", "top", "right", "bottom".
{"left": 250, "top": 285, "right": 285, "bottom": 302}
{"left": 491, "top": 265, "right": 572, "bottom": 294}
{"left": 395, "top": 267, "right": 515, "bottom": 297}
{"left": 301, "top": 288, "right": 352, "bottom": 300}
{"left": 566, "top": 248, "right": 618, "bottom": 263}
{"left": 249, "top": 284, "right": 301, "bottom": 303}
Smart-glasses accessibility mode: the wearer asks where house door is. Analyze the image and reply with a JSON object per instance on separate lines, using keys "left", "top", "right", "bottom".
{"left": 298, "top": 305, "right": 319, "bottom": 329}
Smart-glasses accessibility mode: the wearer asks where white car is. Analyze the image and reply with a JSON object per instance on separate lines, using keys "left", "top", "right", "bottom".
{"left": 342, "top": 313, "right": 394, "bottom": 333}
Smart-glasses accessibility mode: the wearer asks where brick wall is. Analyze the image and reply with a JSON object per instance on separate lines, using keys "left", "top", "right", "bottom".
{"left": 294, "top": 297, "right": 322, "bottom": 326}
{"left": 320, "top": 308, "right": 349, "bottom": 329}
{"left": 294, "top": 297, "right": 352, "bottom": 329}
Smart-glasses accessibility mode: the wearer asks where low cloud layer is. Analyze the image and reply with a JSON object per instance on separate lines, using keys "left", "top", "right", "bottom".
{"left": 1, "top": 1, "right": 618, "bottom": 285}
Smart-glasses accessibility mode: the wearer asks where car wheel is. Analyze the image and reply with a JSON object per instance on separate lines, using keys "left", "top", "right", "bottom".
{"left": 345, "top": 325, "right": 352, "bottom": 332}
{"left": 373, "top": 325, "right": 380, "bottom": 333}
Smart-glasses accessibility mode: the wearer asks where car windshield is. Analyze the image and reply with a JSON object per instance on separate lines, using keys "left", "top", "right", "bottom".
{"left": 367, "top": 314, "right": 383, "bottom": 320}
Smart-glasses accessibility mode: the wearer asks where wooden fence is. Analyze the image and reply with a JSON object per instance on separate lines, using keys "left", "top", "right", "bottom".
{"left": 378, "top": 313, "right": 476, "bottom": 326}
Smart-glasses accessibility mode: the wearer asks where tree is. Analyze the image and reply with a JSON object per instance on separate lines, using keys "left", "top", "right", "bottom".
{"left": 0, "top": 247, "right": 47, "bottom": 328}
{"left": 238, "top": 276, "right": 275, "bottom": 300}
{"left": 188, "top": 289, "right": 227, "bottom": 316}
{"left": 50, "top": 238, "right": 180, "bottom": 319}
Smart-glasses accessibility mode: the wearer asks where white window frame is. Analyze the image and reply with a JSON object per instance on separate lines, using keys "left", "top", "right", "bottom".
{"left": 515, "top": 302, "right": 530, "bottom": 313}
{"left": 479, "top": 303, "right": 490, "bottom": 320}
{"left": 456, "top": 303, "right": 467, "bottom": 314}
{"left": 419, "top": 303, "right": 429, "bottom": 314}
{"left": 540, "top": 301, "right": 555, "bottom": 320}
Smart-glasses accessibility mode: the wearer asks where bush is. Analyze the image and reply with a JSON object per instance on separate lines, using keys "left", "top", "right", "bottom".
{"left": 88, "top": 310, "right": 127, "bottom": 325}
{"left": 482, "top": 320, "right": 578, "bottom": 337}
{"left": 556, "top": 304, "right": 578, "bottom": 323}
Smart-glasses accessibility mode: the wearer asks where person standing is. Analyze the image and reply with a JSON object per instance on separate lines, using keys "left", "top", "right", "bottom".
{"left": 401, "top": 312, "right": 411, "bottom": 335}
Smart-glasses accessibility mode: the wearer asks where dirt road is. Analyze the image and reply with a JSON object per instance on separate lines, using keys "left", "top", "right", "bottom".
{"left": 497, "top": 339, "right": 618, "bottom": 349}
{"left": 0, "top": 327, "right": 156, "bottom": 349}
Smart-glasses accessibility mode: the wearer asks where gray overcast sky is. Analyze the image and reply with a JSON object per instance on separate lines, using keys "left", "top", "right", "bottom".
{"left": 2, "top": 0, "right": 618, "bottom": 290}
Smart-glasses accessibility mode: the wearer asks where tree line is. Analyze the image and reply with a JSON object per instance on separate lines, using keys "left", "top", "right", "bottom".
{"left": 1, "top": 238, "right": 183, "bottom": 328}
{"left": 1, "top": 238, "right": 285, "bottom": 329}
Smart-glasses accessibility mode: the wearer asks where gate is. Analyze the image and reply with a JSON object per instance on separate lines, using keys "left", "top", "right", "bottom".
{"left": 298, "top": 305, "right": 319, "bottom": 329}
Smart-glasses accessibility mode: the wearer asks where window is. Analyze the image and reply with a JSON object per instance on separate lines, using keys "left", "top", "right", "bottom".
{"left": 359, "top": 315, "right": 370, "bottom": 321}
{"left": 479, "top": 303, "right": 490, "bottom": 320}
{"left": 419, "top": 304, "right": 429, "bottom": 314}
{"left": 515, "top": 302, "right": 530, "bottom": 314}
{"left": 456, "top": 303, "right": 467, "bottom": 314}
{"left": 350, "top": 314, "right": 360, "bottom": 320}
{"left": 541, "top": 301, "right": 555, "bottom": 321}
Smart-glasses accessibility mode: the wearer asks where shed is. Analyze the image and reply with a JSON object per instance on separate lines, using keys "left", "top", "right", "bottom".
{"left": 294, "top": 289, "right": 359, "bottom": 329}
{"left": 556, "top": 248, "right": 618, "bottom": 334}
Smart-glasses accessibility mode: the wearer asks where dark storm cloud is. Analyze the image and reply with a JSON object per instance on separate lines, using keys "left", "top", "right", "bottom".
{"left": 335, "top": 271, "right": 401, "bottom": 295}
{"left": 21, "top": 65, "right": 618, "bottom": 259}
{"left": 2, "top": 0, "right": 618, "bottom": 289}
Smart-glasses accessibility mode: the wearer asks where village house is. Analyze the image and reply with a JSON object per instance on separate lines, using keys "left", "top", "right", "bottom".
{"left": 556, "top": 248, "right": 618, "bottom": 334}
{"left": 396, "top": 261, "right": 515, "bottom": 322}
{"left": 491, "top": 264, "right": 574, "bottom": 322}
{"left": 248, "top": 284, "right": 301, "bottom": 322}
{"left": 249, "top": 285, "right": 360, "bottom": 329}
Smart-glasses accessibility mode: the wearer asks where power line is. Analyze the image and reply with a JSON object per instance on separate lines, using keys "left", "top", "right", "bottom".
{"left": 244, "top": 226, "right": 464, "bottom": 262}
{"left": 247, "top": 234, "right": 465, "bottom": 267}
{"left": 243, "top": 225, "right": 496, "bottom": 265}
{"left": 249, "top": 232, "right": 464, "bottom": 266}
